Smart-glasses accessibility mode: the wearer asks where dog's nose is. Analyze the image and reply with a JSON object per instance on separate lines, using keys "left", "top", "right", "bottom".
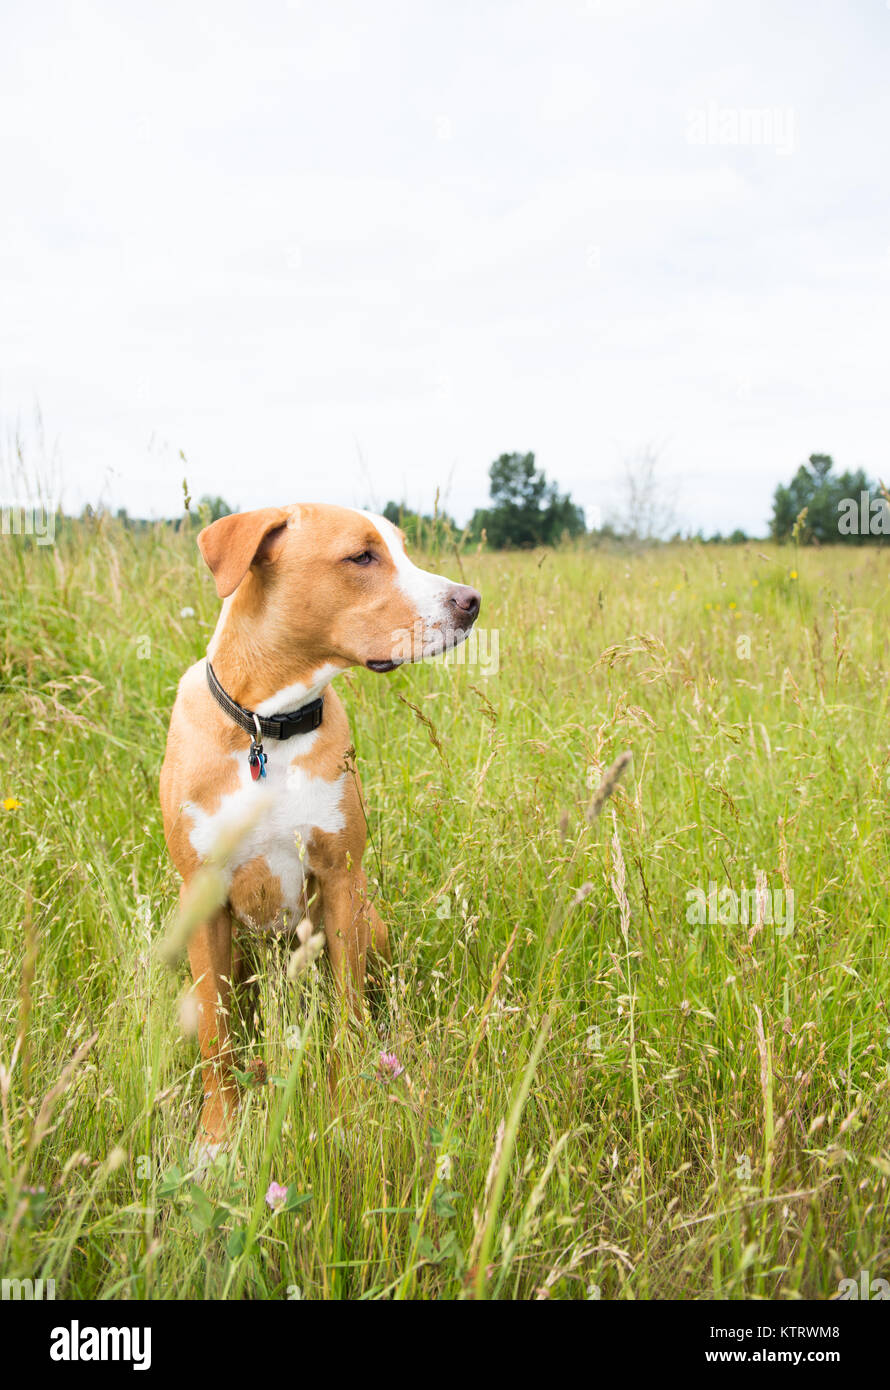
{"left": 446, "top": 584, "right": 481, "bottom": 626}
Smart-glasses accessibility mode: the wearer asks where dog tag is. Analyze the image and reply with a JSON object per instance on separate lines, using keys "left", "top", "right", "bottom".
{"left": 248, "top": 742, "right": 267, "bottom": 781}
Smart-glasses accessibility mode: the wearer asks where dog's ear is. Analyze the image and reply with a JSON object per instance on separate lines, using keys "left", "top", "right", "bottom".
{"left": 197, "top": 507, "right": 290, "bottom": 599}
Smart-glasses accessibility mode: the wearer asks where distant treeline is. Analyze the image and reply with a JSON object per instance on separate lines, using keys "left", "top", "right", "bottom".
{"left": 47, "top": 451, "right": 888, "bottom": 549}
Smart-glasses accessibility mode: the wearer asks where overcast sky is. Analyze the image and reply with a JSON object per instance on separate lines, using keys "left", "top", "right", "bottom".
{"left": 1, "top": 0, "right": 888, "bottom": 534}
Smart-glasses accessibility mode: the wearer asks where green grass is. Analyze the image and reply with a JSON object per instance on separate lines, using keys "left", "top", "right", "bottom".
{"left": 1, "top": 516, "right": 889, "bottom": 1299}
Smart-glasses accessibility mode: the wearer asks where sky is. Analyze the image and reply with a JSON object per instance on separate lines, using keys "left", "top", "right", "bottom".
{"left": 1, "top": 0, "right": 889, "bottom": 535}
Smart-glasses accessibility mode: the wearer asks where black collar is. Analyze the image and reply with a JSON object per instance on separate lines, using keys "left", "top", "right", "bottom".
{"left": 206, "top": 661, "right": 324, "bottom": 741}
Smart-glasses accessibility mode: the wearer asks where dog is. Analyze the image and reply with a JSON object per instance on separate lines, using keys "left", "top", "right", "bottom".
{"left": 160, "top": 504, "right": 481, "bottom": 1148}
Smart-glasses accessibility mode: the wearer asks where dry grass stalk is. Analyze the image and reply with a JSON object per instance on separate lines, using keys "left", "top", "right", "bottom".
{"left": 586, "top": 750, "right": 632, "bottom": 823}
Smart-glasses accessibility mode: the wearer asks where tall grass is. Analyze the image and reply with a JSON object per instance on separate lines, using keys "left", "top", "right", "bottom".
{"left": 1, "top": 516, "right": 889, "bottom": 1298}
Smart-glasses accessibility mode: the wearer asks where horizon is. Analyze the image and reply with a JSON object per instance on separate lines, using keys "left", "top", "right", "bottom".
{"left": 1, "top": 435, "right": 883, "bottom": 543}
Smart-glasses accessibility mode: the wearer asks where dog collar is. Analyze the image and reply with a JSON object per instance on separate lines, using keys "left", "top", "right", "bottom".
{"left": 206, "top": 661, "right": 324, "bottom": 781}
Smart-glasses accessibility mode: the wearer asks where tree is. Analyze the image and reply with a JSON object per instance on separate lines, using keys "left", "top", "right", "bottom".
{"left": 611, "top": 444, "right": 678, "bottom": 542}
{"left": 198, "top": 495, "right": 234, "bottom": 523}
{"left": 770, "top": 455, "right": 877, "bottom": 543}
{"left": 381, "top": 500, "right": 458, "bottom": 548}
{"left": 470, "top": 452, "right": 585, "bottom": 548}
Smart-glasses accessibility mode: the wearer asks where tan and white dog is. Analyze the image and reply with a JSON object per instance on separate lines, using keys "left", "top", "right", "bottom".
{"left": 160, "top": 504, "right": 481, "bottom": 1147}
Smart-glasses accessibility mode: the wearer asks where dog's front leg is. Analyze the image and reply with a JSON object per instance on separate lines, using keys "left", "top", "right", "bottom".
{"left": 187, "top": 897, "right": 239, "bottom": 1146}
{"left": 322, "top": 870, "right": 390, "bottom": 1017}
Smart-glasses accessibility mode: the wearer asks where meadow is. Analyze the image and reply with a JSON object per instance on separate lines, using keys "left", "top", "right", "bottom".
{"left": 1, "top": 514, "right": 889, "bottom": 1300}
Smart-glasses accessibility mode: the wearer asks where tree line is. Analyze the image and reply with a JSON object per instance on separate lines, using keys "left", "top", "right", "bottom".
{"left": 91, "top": 451, "right": 889, "bottom": 550}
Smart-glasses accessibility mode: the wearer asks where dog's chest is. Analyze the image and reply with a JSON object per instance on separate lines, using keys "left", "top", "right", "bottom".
{"left": 185, "top": 741, "right": 346, "bottom": 931}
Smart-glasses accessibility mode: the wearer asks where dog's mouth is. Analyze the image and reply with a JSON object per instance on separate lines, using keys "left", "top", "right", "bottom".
{"left": 366, "top": 626, "right": 472, "bottom": 673}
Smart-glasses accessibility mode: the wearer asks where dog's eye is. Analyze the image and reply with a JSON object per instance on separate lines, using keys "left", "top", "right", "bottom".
{"left": 347, "top": 550, "right": 375, "bottom": 566}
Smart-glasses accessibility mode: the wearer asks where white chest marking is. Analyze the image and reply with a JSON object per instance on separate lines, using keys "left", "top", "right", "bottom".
{"left": 254, "top": 663, "right": 344, "bottom": 716}
{"left": 185, "top": 736, "right": 346, "bottom": 922}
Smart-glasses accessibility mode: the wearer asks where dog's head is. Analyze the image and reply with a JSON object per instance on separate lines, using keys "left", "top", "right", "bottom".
{"left": 198, "top": 504, "right": 481, "bottom": 675}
